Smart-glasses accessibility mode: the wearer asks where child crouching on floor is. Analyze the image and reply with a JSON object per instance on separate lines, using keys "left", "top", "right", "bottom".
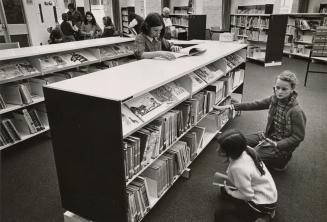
{"left": 214, "top": 129, "right": 277, "bottom": 222}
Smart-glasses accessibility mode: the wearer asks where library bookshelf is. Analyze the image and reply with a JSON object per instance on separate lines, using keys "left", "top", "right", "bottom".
{"left": 170, "top": 8, "right": 206, "bottom": 40}
{"left": 0, "top": 37, "right": 135, "bottom": 151}
{"left": 0, "top": 37, "right": 136, "bottom": 221}
{"left": 230, "top": 13, "right": 287, "bottom": 66}
{"left": 44, "top": 40, "right": 247, "bottom": 221}
{"left": 283, "top": 13, "right": 327, "bottom": 59}
{"left": 121, "top": 7, "right": 135, "bottom": 37}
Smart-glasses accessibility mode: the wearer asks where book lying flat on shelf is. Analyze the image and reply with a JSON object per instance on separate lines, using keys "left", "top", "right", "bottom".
{"left": 121, "top": 104, "right": 144, "bottom": 135}
{"left": 149, "top": 85, "right": 179, "bottom": 106}
{"left": 125, "top": 92, "right": 167, "bottom": 122}
{"left": 171, "top": 46, "right": 207, "bottom": 58}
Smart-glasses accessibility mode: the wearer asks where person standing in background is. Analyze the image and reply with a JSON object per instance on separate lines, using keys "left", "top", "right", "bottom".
{"left": 128, "top": 13, "right": 144, "bottom": 35}
{"left": 67, "top": 3, "right": 83, "bottom": 29}
{"left": 80, "top": 11, "right": 102, "bottom": 40}
{"left": 162, "top": 7, "right": 173, "bottom": 39}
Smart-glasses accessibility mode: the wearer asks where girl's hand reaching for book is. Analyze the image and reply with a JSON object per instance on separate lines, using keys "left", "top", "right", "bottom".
{"left": 213, "top": 105, "right": 233, "bottom": 111}
{"left": 158, "top": 51, "right": 176, "bottom": 60}
{"left": 171, "top": 45, "right": 182, "bottom": 52}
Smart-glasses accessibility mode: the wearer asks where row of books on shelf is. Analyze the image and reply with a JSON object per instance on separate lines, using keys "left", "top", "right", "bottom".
{"left": 284, "top": 44, "right": 311, "bottom": 56}
{"left": 0, "top": 60, "right": 40, "bottom": 82}
{"left": 122, "top": 73, "right": 243, "bottom": 163}
{"left": 0, "top": 106, "right": 47, "bottom": 147}
{"left": 171, "top": 17, "right": 188, "bottom": 27}
{"left": 121, "top": 55, "right": 245, "bottom": 136}
{"left": 126, "top": 104, "right": 233, "bottom": 222}
{"left": 231, "top": 16, "right": 269, "bottom": 29}
{"left": 0, "top": 56, "right": 136, "bottom": 111}
{"left": 100, "top": 42, "right": 134, "bottom": 59}
{"left": 312, "top": 27, "right": 327, "bottom": 56}
{"left": 246, "top": 30, "right": 268, "bottom": 42}
{"left": 294, "top": 19, "right": 320, "bottom": 30}
{"left": 236, "top": 8, "right": 266, "bottom": 14}
{"left": 0, "top": 43, "right": 134, "bottom": 81}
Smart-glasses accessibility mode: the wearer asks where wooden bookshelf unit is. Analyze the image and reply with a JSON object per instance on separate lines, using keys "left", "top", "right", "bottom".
{"left": 44, "top": 40, "right": 247, "bottom": 221}
{"left": 230, "top": 13, "right": 287, "bottom": 66}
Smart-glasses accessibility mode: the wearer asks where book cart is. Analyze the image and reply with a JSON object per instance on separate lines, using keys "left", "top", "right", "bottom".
{"left": 230, "top": 13, "right": 287, "bottom": 66}
{"left": 0, "top": 37, "right": 135, "bottom": 221}
{"left": 44, "top": 40, "right": 247, "bottom": 222}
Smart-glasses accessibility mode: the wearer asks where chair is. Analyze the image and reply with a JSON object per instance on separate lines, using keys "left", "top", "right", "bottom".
{"left": 0, "top": 42, "right": 20, "bottom": 50}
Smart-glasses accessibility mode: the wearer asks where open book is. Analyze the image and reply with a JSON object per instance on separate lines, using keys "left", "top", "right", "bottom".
{"left": 212, "top": 172, "right": 237, "bottom": 190}
{"left": 171, "top": 46, "right": 207, "bottom": 58}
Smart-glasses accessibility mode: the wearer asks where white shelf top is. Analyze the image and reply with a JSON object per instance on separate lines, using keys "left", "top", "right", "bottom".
{"left": 46, "top": 41, "right": 247, "bottom": 101}
{"left": 0, "top": 37, "right": 134, "bottom": 61}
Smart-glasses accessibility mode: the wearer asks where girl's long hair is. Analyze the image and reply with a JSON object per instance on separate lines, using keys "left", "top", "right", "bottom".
{"left": 217, "top": 129, "right": 265, "bottom": 176}
{"left": 84, "top": 11, "right": 96, "bottom": 26}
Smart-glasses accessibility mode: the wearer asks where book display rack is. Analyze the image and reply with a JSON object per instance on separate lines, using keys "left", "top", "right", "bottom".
{"left": 121, "top": 7, "right": 135, "bottom": 37}
{"left": 44, "top": 40, "right": 247, "bottom": 222}
{"left": 230, "top": 13, "right": 287, "bottom": 66}
{"left": 0, "top": 37, "right": 135, "bottom": 151}
{"left": 170, "top": 7, "right": 206, "bottom": 40}
{"left": 283, "top": 13, "right": 327, "bottom": 59}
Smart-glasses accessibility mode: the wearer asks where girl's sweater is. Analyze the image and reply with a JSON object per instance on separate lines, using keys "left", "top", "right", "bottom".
{"left": 227, "top": 151, "right": 278, "bottom": 205}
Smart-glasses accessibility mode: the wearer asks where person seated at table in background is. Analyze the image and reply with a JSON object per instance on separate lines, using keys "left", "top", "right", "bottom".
{"left": 128, "top": 13, "right": 144, "bottom": 35}
{"left": 48, "top": 24, "right": 63, "bottom": 44}
{"left": 214, "top": 129, "right": 277, "bottom": 222}
{"left": 162, "top": 7, "right": 173, "bottom": 39}
{"left": 60, "top": 13, "right": 76, "bottom": 42}
{"left": 213, "top": 71, "right": 306, "bottom": 171}
{"left": 101, "top": 16, "right": 116, "bottom": 37}
{"left": 80, "top": 11, "right": 102, "bottom": 40}
{"left": 134, "top": 13, "right": 181, "bottom": 60}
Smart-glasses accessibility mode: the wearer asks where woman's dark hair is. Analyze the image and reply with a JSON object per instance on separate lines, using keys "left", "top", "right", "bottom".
{"left": 84, "top": 11, "right": 96, "bottom": 26}
{"left": 103, "top": 16, "right": 114, "bottom": 27}
{"left": 217, "top": 129, "right": 265, "bottom": 176}
{"left": 141, "top": 13, "right": 165, "bottom": 39}
{"left": 62, "top": 13, "right": 69, "bottom": 21}
{"left": 68, "top": 3, "right": 75, "bottom": 10}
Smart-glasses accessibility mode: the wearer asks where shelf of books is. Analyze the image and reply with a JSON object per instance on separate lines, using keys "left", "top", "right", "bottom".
{"left": 121, "top": 7, "right": 135, "bottom": 37}
{"left": 283, "top": 13, "right": 327, "bottom": 59}
{"left": 230, "top": 14, "right": 287, "bottom": 66}
{"left": 236, "top": 4, "right": 273, "bottom": 15}
{"left": 0, "top": 37, "right": 136, "bottom": 150}
{"left": 170, "top": 13, "right": 206, "bottom": 40}
{"left": 44, "top": 40, "right": 246, "bottom": 222}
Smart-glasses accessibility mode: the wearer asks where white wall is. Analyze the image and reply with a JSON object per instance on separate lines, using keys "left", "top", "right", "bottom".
{"left": 202, "top": 0, "right": 222, "bottom": 29}
{"left": 23, "top": 0, "right": 65, "bottom": 46}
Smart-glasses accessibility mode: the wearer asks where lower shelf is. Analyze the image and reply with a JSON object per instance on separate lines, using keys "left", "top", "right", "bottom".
{"left": 0, "top": 126, "right": 50, "bottom": 151}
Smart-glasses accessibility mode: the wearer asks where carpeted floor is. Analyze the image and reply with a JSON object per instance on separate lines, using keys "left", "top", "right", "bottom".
{"left": 143, "top": 57, "right": 327, "bottom": 222}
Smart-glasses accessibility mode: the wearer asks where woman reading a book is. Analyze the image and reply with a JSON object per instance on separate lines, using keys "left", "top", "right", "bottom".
{"left": 134, "top": 13, "right": 181, "bottom": 60}
{"left": 213, "top": 71, "right": 306, "bottom": 171}
{"left": 214, "top": 129, "right": 277, "bottom": 222}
